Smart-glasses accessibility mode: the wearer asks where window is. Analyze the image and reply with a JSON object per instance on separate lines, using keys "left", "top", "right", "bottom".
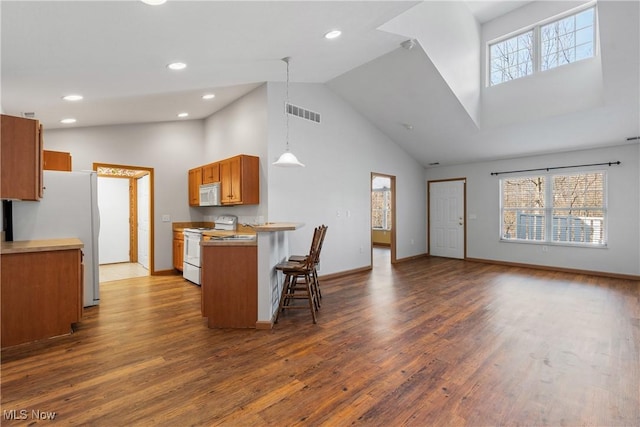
{"left": 541, "top": 7, "right": 595, "bottom": 71}
{"left": 490, "top": 30, "right": 533, "bottom": 86}
{"left": 500, "top": 171, "right": 606, "bottom": 246}
{"left": 489, "top": 5, "right": 596, "bottom": 86}
{"left": 372, "top": 187, "right": 392, "bottom": 230}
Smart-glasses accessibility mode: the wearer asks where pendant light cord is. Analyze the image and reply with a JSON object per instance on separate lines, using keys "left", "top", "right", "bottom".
{"left": 284, "top": 57, "right": 290, "bottom": 152}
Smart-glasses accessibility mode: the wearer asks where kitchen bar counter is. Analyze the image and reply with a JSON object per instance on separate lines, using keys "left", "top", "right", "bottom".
{"left": 200, "top": 222, "right": 304, "bottom": 329}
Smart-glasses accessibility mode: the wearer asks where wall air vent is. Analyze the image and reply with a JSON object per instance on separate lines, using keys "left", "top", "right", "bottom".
{"left": 286, "top": 103, "right": 320, "bottom": 124}
{"left": 22, "top": 112, "right": 35, "bottom": 118}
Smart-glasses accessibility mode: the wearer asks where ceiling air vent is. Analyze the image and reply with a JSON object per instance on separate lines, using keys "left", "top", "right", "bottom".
{"left": 286, "top": 103, "right": 320, "bottom": 124}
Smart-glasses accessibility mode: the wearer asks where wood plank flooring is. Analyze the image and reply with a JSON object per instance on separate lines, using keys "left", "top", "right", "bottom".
{"left": 2, "top": 251, "right": 639, "bottom": 426}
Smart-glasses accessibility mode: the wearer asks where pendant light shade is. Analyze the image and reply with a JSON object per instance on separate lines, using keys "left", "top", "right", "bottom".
{"left": 273, "top": 57, "right": 305, "bottom": 168}
{"left": 273, "top": 151, "right": 305, "bottom": 167}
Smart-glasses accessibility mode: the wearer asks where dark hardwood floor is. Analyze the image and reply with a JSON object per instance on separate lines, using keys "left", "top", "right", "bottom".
{"left": 2, "top": 249, "right": 638, "bottom": 426}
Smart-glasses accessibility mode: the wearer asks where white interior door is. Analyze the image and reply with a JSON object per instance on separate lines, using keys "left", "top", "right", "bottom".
{"left": 97, "top": 177, "right": 130, "bottom": 264}
{"left": 137, "top": 174, "right": 150, "bottom": 270}
{"left": 429, "top": 180, "right": 465, "bottom": 259}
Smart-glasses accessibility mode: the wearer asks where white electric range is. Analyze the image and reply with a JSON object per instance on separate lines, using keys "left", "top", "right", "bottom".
{"left": 182, "top": 215, "right": 237, "bottom": 285}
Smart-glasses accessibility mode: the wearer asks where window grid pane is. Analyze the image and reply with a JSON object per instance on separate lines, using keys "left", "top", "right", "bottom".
{"left": 489, "top": 30, "right": 533, "bottom": 85}
{"left": 501, "top": 171, "right": 606, "bottom": 246}
{"left": 541, "top": 7, "right": 594, "bottom": 71}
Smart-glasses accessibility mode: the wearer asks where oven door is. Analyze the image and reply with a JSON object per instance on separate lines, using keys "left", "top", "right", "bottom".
{"left": 184, "top": 231, "right": 202, "bottom": 267}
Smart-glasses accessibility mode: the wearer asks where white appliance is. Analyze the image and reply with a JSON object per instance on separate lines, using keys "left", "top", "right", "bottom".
{"left": 12, "top": 171, "right": 101, "bottom": 307}
{"left": 183, "top": 227, "right": 213, "bottom": 285}
{"left": 199, "top": 183, "right": 221, "bottom": 206}
{"left": 214, "top": 215, "right": 237, "bottom": 231}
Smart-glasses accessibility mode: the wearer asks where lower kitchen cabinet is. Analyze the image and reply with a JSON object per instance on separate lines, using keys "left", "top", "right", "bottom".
{"left": 201, "top": 244, "right": 257, "bottom": 328}
{"left": 1, "top": 239, "right": 83, "bottom": 348}
{"left": 173, "top": 231, "right": 184, "bottom": 271}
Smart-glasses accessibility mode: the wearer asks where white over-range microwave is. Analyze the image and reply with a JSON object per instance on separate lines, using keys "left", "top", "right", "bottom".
{"left": 199, "top": 182, "right": 221, "bottom": 206}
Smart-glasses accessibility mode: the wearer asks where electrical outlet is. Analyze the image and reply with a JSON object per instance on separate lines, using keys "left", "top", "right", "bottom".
{"left": 161, "top": 214, "right": 171, "bottom": 222}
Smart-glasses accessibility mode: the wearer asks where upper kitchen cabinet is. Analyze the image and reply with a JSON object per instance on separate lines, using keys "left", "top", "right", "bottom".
{"left": 43, "top": 150, "right": 72, "bottom": 171}
{"left": 1, "top": 114, "right": 43, "bottom": 200}
{"left": 188, "top": 167, "right": 203, "bottom": 206}
{"left": 202, "top": 162, "right": 220, "bottom": 184}
{"left": 219, "top": 155, "right": 259, "bottom": 205}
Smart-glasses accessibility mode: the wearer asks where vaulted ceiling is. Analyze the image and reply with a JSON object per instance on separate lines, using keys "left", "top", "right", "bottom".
{"left": 2, "top": 1, "right": 638, "bottom": 168}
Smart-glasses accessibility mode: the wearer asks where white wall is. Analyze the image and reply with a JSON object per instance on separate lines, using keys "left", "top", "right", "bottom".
{"left": 201, "top": 84, "right": 269, "bottom": 224}
{"left": 425, "top": 144, "right": 640, "bottom": 276}
{"left": 379, "top": 0, "right": 481, "bottom": 126}
{"left": 42, "top": 120, "right": 206, "bottom": 272}
{"left": 266, "top": 82, "right": 428, "bottom": 275}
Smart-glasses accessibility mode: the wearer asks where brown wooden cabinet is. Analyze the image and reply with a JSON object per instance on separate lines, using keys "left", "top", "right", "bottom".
{"left": 1, "top": 114, "right": 43, "bottom": 200}
{"left": 173, "top": 231, "right": 184, "bottom": 271}
{"left": 188, "top": 167, "right": 203, "bottom": 206}
{"left": 188, "top": 155, "right": 259, "bottom": 207}
{"left": 201, "top": 244, "right": 257, "bottom": 328}
{"left": 1, "top": 242, "right": 83, "bottom": 348}
{"left": 43, "top": 150, "right": 72, "bottom": 171}
{"left": 202, "top": 162, "right": 220, "bottom": 184}
{"left": 220, "top": 155, "right": 259, "bottom": 205}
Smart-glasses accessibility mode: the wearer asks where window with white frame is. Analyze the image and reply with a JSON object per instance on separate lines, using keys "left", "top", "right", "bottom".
{"left": 372, "top": 187, "right": 392, "bottom": 230}
{"left": 500, "top": 171, "right": 606, "bottom": 246}
{"left": 489, "top": 5, "right": 596, "bottom": 86}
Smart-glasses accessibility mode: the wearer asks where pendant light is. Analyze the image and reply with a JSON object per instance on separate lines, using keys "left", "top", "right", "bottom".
{"left": 273, "top": 57, "right": 305, "bottom": 167}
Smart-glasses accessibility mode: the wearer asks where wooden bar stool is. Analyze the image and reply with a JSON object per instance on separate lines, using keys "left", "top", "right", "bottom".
{"left": 275, "top": 226, "right": 323, "bottom": 324}
{"left": 288, "top": 225, "right": 327, "bottom": 304}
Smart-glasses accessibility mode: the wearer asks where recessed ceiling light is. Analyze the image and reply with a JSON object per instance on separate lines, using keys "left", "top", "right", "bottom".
{"left": 167, "top": 62, "right": 187, "bottom": 71}
{"left": 60, "top": 118, "right": 77, "bottom": 124}
{"left": 62, "top": 94, "right": 83, "bottom": 101}
{"left": 202, "top": 93, "right": 216, "bottom": 100}
{"left": 177, "top": 112, "right": 189, "bottom": 118}
{"left": 324, "top": 30, "right": 342, "bottom": 40}
{"left": 141, "top": 0, "right": 167, "bottom": 5}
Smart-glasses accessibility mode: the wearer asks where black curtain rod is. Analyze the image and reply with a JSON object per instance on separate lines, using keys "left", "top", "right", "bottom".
{"left": 490, "top": 161, "right": 621, "bottom": 176}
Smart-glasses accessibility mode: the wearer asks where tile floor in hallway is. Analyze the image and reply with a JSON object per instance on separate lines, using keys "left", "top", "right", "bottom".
{"left": 99, "top": 262, "right": 149, "bottom": 283}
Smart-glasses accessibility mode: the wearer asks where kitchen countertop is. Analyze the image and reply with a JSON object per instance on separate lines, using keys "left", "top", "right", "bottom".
{"left": 251, "top": 222, "right": 304, "bottom": 232}
{"left": 1, "top": 238, "right": 84, "bottom": 254}
{"left": 172, "top": 222, "right": 214, "bottom": 232}
{"left": 201, "top": 230, "right": 257, "bottom": 246}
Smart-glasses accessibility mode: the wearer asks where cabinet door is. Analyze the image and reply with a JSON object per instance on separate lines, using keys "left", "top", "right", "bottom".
{"left": 188, "top": 167, "right": 203, "bottom": 206}
{"left": 173, "top": 238, "right": 184, "bottom": 271}
{"left": 202, "top": 162, "right": 220, "bottom": 184}
{"left": 43, "top": 150, "right": 72, "bottom": 171}
{"left": 1, "top": 114, "right": 43, "bottom": 200}
{"left": 220, "top": 157, "right": 242, "bottom": 205}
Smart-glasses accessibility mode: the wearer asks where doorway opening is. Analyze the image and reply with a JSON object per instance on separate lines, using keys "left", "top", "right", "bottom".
{"left": 428, "top": 178, "right": 466, "bottom": 259}
{"left": 94, "top": 163, "right": 155, "bottom": 282}
{"left": 371, "top": 173, "right": 396, "bottom": 267}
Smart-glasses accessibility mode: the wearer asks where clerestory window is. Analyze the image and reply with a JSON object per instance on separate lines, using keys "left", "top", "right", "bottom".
{"left": 489, "top": 5, "right": 596, "bottom": 86}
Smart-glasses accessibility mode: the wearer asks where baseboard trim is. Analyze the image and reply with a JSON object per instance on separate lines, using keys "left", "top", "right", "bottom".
{"left": 394, "top": 253, "right": 429, "bottom": 264}
{"left": 466, "top": 257, "right": 640, "bottom": 281}
{"left": 318, "top": 265, "right": 372, "bottom": 281}
{"left": 152, "top": 269, "right": 180, "bottom": 276}
{"left": 255, "top": 321, "right": 273, "bottom": 330}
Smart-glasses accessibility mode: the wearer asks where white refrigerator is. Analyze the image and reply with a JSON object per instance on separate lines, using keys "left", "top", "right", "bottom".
{"left": 12, "top": 170, "right": 100, "bottom": 307}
